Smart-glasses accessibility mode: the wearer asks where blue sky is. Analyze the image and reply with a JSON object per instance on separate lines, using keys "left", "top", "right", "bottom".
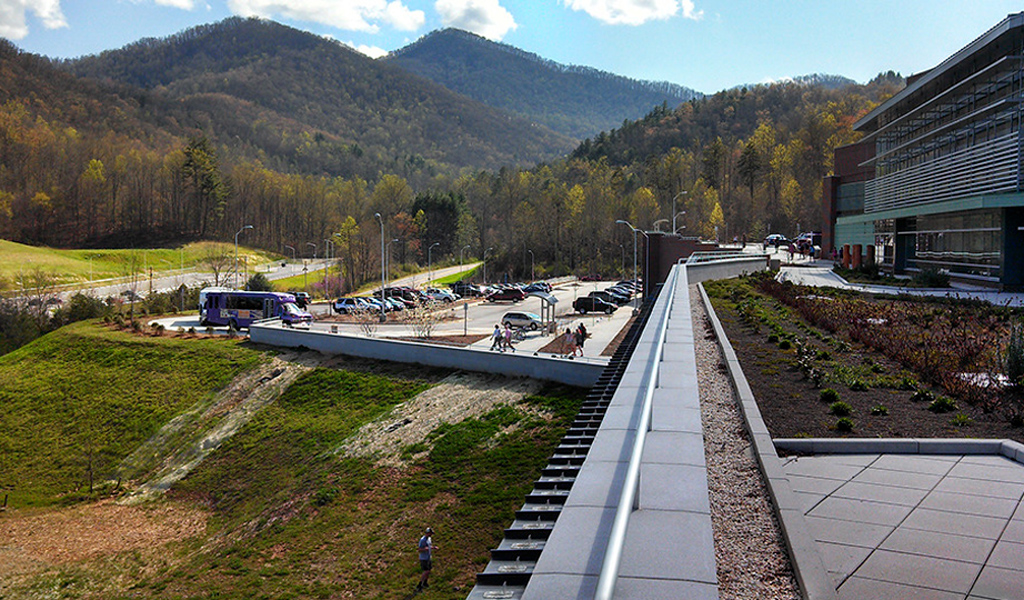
{"left": 4, "top": 0, "right": 1022, "bottom": 93}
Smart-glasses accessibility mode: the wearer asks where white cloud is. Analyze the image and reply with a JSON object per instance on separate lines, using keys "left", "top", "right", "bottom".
{"left": 435, "top": 0, "right": 517, "bottom": 41}
{"left": 153, "top": 0, "right": 195, "bottom": 9}
{"left": 562, "top": 0, "right": 702, "bottom": 26}
{"left": 0, "top": 0, "right": 67, "bottom": 39}
{"left": 227, "top": 0, "right": 425, "bottom": 33}
{"left": 340, "top": 39, "right": 389, "bottom": 59}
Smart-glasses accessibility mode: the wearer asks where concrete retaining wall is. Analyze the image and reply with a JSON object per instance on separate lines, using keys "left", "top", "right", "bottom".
{"left": 686, "top": 256, "right": 769, "bottom": 284}
{"left": 249, "top": 322, "right": 604, "bottom": 388}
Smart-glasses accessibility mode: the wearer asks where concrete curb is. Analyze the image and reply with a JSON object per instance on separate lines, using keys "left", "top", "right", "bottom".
{"left": 775, "top": 437, "right": 1024, "bottom": 465}
{"left": 698, "top": 283, "right": 839, "bottom": 600}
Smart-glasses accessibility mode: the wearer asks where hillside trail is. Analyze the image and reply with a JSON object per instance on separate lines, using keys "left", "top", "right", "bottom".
{"left": 122, "top": 350, "right": 321, "bottom": 501}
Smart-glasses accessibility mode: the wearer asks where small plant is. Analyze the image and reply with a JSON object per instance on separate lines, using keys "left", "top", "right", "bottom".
{"left": 816, "top": 350, "right": 831, "bottom": 361}
{"left": 819, "top": 388, "right": 840, "bottom": 403}
{"left": 950, "top": 413, "right": 974, "bottom": 427}
{"left": 870, "top": 404, "right": 889, "bottom": 416}
{"left": 1005, "top": 323, "right": 1024, "bottom": 388}
{"left": 314, "top": 487, "right": 339, "bottom": 506}
{"left": 910, "top": 389, "right": 934, "bottom": 403}
{"left": 928, "top": 396, "right": 958, "bottom": 413}
{"left": 767, "top": 334, "right": 779, "bottom": 343}
{"left": 849, "top": 379, "right": 869, "bottom": 391}
{"left": 778, "top": 339, "right": 791, "bottom": 350}
{"left": 1010, "top": 413, "right": 1024, "bottom": 428}
{"left": 897, "top": 377, "right": 918, "bottom": 391}
{"left": 835, "top": 417, "right": 854, "bottom": 432}
{"left": 829, "top": 401, "right": 853, "bottom": 416}
{"left": 912, "top": 268, "right": 950, "bottom": 287}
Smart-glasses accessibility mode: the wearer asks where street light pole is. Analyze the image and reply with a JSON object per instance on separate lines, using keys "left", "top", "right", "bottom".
{"left": 460, "top": 244, "right": 471, "bottom": 279}
{"left": 375, "top": 212, "right": 386, "bottom": 322}
{"left": 234, "top": 225, "right": 253, "bottom": 289}
{"left": 428, "top": 242, "right": 440, "bottom": 283}
{"left": 673, "top": 191, "right": 687, "bottom": 233}
{"left": 616, "top": 220, "right": 639, "bottom": 311}
{"left": 483, "top": 246, "right": 493, "bottom": 284}
{"left": 527, "top": 249, "right": 535, "bottom": 281}
{"left": 674, "top": 211, "right": 687, "bottom": 234}
{"left": 386, "top": 238, "right": 399, "bottom": 291}
{"left": 284, "top": 244, "right": 295, "bottom": 262}
{"left": 653, "top": 219, "right": 669, "bottom": 232}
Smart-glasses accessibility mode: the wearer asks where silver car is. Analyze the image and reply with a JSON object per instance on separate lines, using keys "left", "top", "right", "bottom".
{"left": 501, "top": 311, "right": 542, "bottom": 331}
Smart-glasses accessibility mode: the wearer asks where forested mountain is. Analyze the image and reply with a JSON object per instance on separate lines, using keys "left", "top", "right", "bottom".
{"left": 385, "top": 28, "right": 701, "bottom": 139}
{"left": 64, "top": 17, "right": 573, "bottom": 179}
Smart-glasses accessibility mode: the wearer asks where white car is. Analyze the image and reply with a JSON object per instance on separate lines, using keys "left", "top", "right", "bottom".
{"left": 424, "top": 287, "right": 459, "bottom": 303}
{"left": 502, "top": 311, "right": 542, "bottom": 331}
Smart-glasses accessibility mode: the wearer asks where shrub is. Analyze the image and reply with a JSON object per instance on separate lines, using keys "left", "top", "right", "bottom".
{"left": 1010, "top": 413, "right": 1024, "bottom": 428}
{"left": 1005, "top": 323, "right": 1024, "bottom": 387}
{"left": 912, "top": 268, "right": 950, "bottom": 287}
{"left": 245, "top": 272, "right": 274, "bottom": 292}
{"left": 819, "top": 388, "right": 840, "bottom": 403}
{"left": 849, "top": 379, "right": 869, "bottom": 391}
{"left": 950, "top": 413, "right": 974, "bottom": 427}
{"left": 778, "top": 339, "right": 792, "bottom": 350}
{"left": 314, "top": 487, "right": 339, "bottom": 506}
{"left": 835, "top": 417, "right": 855, "bottom": 432}
{"left": 898, "top": 377, "right": 918, "bottom": 391}
{"left": 816, "top": 350, "right": 831, "bottom": 361}
{"left": 829, "top": 401, "right": 853, "bottom": 416}
{"left": 767, "top": 334, "right": 778, "bottom": 343}
{"left": 870, "top": 404, "right": 889, "bottom": 416}
{"left": 928, "top": 396, "right": 958, "bottom": 413}
{"left": 910, "top": 389, "right": 934, "bottom": 403}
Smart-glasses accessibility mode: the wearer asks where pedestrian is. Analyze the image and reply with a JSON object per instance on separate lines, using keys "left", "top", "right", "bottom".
{"left": 416, "top": 527, "right": 436, "bottom": 592}
{"left": 575, "top": 323, "right": 587, "bottom": 356}
{"left": 503, "top": 323, "right": 515, "bottom": 352}
{"left": 490, "top": 324, "right": 502, "bottom": 351}
{"left": 563, "top": 327, "right": 576, "bottom": 358}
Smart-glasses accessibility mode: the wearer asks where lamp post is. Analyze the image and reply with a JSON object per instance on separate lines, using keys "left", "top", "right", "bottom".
{"left": 323, "top": 238, "right": 334, "bottom": 295}
{"left": 616, "top": 220, "right": 644, "bottom": 311}
{"left": 483, "top": 246, "right": 493, "bottom": 284}
{"left": 234, "top": 225, "right": 253, "bottom": 289}
{"left": 284, "top": 244, "right": 295, "bottom": 262}
{"left": 460, "top": 244, "right": 471, "bottom": 278}
{"left": 619, "top": 244, "right": 625, "bottom": 277}
{"left": 653, "top": 219, "right": 669, "bottom": 232}
{"left": 428, "top": 242, "right": 440, "bottom": 283}
{"left": 386, "top": 238, "right": 399, "bottom": 291}
{"left": 673, "top": 191, "right": 687, "bottom": 233}
{"left": 674, "top": 211, "right": 687, "bottom": 235}
{"left": 306, "top": 242, "right": 317, "bottom": 260}
{"left": 375, "top": 212, "right": 386, "bottom": 322}
{"left": 527, "top": 249, "right": 535, "bottom": 282}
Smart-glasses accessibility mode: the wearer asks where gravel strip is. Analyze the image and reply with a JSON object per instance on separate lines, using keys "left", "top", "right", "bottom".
{"left": 692, "top": 285, "right": 801, "bottom": 600}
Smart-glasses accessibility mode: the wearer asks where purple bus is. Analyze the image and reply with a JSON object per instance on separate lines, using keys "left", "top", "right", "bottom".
{"left": 200, "top": 290, "right": 312, "bottom": 329}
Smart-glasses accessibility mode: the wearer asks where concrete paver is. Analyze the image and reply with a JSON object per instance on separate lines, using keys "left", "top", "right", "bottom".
{"left": 781, "top": 453, "right": 1024, "bottom": 600}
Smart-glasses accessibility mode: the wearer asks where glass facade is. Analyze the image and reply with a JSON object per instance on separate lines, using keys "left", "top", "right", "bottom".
{"left": 904, "top": 209, "right": 1002, "bottom": 278}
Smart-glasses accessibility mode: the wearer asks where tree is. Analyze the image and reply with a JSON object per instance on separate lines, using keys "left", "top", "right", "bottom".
{"left": 180, "top": 137, "right": 227, "bottom": 237}
{"left": 245, "top": 272, "right": 273, "bottom": 291}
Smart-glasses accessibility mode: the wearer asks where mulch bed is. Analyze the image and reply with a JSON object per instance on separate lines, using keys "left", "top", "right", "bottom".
{"left": 387, "top": 334, "right": 488, "bottom": 347}
{"left": 708, "top": 300, "right": 1024, "bottom": 443}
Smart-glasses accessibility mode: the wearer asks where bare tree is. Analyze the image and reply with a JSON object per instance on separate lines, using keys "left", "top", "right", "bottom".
{"left": 203, "top": 246, "right": 233, "bottom": 287}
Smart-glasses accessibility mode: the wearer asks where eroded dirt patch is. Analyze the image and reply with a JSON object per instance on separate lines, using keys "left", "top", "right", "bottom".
{"left": 0, "top": 499, "right": 206, "bottom": 579}
{"left": 338, "top": 371, "right": 543, "bottom": 466}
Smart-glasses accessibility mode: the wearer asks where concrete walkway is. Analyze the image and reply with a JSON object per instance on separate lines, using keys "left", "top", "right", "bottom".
{"left": 778, "top": 449, "right": 1024, "bottom": 600}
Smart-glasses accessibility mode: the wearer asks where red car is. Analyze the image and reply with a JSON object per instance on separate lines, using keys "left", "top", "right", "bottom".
{"left": 486, "top": 288, "right": 527, "bottom": 303}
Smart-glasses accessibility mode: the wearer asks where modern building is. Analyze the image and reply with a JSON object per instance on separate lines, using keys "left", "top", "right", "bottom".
{"left": 825, "top": 12, "right": 1024, "bottom": 288}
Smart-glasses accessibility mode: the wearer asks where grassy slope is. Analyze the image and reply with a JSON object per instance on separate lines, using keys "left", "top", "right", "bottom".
{"left": 0, "top": 321, "right": 265, "bottom": 507}
{"left": 140, "top": 375, "right": 582, "bottom": 599}
{"left": 0, "top": 240, "right": 279, "bottom": 288}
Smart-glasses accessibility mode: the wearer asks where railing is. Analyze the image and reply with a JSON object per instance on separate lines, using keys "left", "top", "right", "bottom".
{"left": 686, "top": 250, "right": 766, "bottom": 264}
{"left": 593, "top": 264, "right": 681, "bottom": 600}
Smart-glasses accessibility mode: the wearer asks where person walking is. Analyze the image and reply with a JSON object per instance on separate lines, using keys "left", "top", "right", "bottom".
{"left": 575, "top": 323, "right": 587, "bottom": 357}
{"left": 417, "top": 527, "right": 436, "bottom": 592}
{"left": 563, "top": 327, "right": 576, "bottom": 358}
{"left": 490, "top": 324, "right": 502, "bottom": 351}
{"left": 503, "top": 323, "right": 515, "bottom": 352}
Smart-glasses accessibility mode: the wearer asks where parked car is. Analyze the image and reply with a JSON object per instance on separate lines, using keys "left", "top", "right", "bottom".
{"left": 501, "top": 311, "right": 543, "bottom": 330}
{"left": 449, "top": 281, "right": 483, "bottom": 297}
{"left": 589, "top": 290, "right": 630, "bottom": 306}
{"left": 606, "top": 285, "right": 634, "bottom": 299}
{"left": 425, "top": 287, "right": 458, "bottom": 303}
{"left": 523, "top": 282, "right": 552, "bottom": 294}
{"left": 333, "top": 297, "right": 370, "bottom": 314}
{"left": 763, "top": 234, "right": 791, "bottom": 248}
{"left": 384, "top": 297, "right": 405, "bottom": 311}
{"left": 486, "top": 288, "right": 527, "bottom": 303}
{"left": 288, "top": 291, "right": 310, "bottom": 309}
{"left": 794, "top": 232, "right": 822, "bottom": 253}
{"left": 573, "top": 296, "right": 617, "bottom": 315}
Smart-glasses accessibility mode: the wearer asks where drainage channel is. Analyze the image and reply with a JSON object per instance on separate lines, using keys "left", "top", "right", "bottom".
{"left": 466, "top": 301, "right": 657, "bottom": 600}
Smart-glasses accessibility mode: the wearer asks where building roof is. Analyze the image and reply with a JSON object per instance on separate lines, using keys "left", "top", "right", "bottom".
{"left": 854, "top": 12, "right": 1024, "bottom": 133}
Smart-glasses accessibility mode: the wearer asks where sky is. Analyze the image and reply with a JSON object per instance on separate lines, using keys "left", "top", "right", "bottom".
{"left": 3, "top": 0, "right": 1023, "bottom": 94}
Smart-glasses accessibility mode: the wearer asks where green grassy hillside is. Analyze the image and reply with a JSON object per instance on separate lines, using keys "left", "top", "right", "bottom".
{"left": 0, "top": 240, "right": 279, "bottom": 289}
{"left": 0, "top": 321, "right": 265, "bottom": 507}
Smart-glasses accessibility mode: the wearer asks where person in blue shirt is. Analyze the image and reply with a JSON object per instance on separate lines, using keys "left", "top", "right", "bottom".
{"left": 417, "top": 527, "right": 436, "bottom": 591}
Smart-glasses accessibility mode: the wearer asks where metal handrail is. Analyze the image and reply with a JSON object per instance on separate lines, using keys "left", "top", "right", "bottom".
{"left": 593, "top": 264, "right": 680, "bottom": 600}
{"left": 686, "top": 251, "right": 767, "bottom": 264}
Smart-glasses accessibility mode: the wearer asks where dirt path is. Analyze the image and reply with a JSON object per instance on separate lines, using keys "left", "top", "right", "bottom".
{"left": 338, "top": 371, "right": 544, "bottom": 466}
